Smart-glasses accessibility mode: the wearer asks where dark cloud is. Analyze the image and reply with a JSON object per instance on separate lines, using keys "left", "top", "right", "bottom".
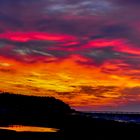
{"left": 0, "top": 13, "right": 23, "bottom": 27}
{"left": 79, "top": 46, "right": 140, "bottom": 68}
{"left": 101, "top": 24, "right": 132, "bottom": 38}
{"left": 48, "top": 85, "right": 118, "bottom": 100}
{"left": 79, "top": 85, "right": 117, "bottom": 97}
{"left": 76, "top": 86, "right": 140, "bottom": 111}
{"left": 0, "top": 38, "right": 71, "bottom": 62}
{"left": 0, "top": 68, "right": 16, "bottom": 73}
{"left": 55, "top": 91, "right": 77, "bottom": 99}
{"left": 113, "top": 0, "right": 140, "bottom": 6}
{"left": 123, "top": 58, "right": 140, "bottom": 70}
{"left": 122, "top": 87, "right": 140, "bottom": 95}
{"left": 36, "top": 18, "right": 85, "bottom": 35}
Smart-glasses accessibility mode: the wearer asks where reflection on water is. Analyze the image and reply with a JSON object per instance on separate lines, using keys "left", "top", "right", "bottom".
{"left": 0, "top": 125, "right": 59, "bottom": 132}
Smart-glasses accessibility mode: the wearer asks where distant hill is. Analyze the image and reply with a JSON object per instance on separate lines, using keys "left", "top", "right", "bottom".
{"left": 0, "top": 92, "right": 73, "bottom": 126}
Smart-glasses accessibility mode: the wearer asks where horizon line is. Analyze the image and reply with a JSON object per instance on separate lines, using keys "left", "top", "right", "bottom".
{"left": 80, "top": 111, "right": 140, "bottom": 114}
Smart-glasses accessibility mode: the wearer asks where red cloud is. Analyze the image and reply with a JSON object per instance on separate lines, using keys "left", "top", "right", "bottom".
{"left": 85, "top": 38, "right": 140, "bottom": 55}
{"left": 0, "top": 32, "right": 76, "bottom": 42}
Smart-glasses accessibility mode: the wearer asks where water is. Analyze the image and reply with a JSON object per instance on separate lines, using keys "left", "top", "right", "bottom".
{"left": 0, "top": 125, "right": 59, "bottom": 132}
{"left": 84, "top": 112, "right": 140, "bottom": 124}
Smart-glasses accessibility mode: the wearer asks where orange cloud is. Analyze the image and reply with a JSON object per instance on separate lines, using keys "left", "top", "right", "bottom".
{"left": 1, "top": 54, "right": 140, "bottom": 110}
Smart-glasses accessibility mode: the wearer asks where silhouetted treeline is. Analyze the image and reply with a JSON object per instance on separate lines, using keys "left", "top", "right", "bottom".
{"left": 0, "top": 92, "right": 73, "bottom": 126}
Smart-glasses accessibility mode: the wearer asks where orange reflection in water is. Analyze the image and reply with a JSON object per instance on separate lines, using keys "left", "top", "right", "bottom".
{"left": 0, "top": 125, "right": 59, "bottom": 132}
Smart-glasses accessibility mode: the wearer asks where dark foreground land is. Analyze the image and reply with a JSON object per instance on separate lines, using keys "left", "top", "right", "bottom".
{"left": 0, "top": 93, "right": 140, "bottom": 140}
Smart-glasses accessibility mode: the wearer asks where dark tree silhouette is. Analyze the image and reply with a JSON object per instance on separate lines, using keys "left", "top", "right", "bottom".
{"left": 0, "top": 92, "right": 73, "bottom": 126}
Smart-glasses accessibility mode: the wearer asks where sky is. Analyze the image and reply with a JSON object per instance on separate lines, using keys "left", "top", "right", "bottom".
{"left": 0, "top": 0, "right": 140, "bottom": 112}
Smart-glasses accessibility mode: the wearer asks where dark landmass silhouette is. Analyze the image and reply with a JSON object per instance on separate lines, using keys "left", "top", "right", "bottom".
{"left": 0, "top": 92, "right": 140, "bottom": 140}
{"left": 0, "top": 92, "right": 73, "bottom": 127}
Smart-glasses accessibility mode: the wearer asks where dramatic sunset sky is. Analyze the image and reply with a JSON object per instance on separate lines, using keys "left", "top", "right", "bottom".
{"left": 0, "top": 0, "right": 140, "bottom": 111}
